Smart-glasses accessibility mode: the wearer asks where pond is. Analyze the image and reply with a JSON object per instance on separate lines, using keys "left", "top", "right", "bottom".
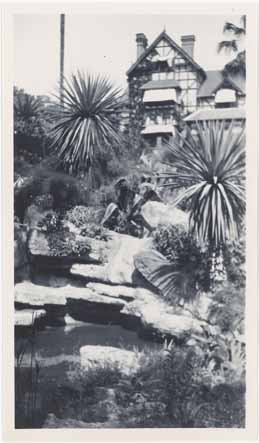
{"left": 15, "top": 322, "right": 161, "bottom": 428}
{"left": 16, "top": 321, "right": 160, "bottom": 370}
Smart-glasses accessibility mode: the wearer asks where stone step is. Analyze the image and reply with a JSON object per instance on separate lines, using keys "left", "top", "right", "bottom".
{"left": 14, "top": 281, "right": 127, "bottom": 326}
{"left": 86, "top": 282, "right": 137, "bottom": 301}
{"left": 15, "top": 308, "right": 46, "bottom": 327}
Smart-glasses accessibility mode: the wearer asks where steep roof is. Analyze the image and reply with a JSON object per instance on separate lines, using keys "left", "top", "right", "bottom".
{"left": 127, "top": 30, "right": 205, "bottom": 77}
{"left": 198, "top": 70, "right": 245, "bottom": 98}
{"left": 184, "top": 107, "right": 246, "bottom": 121}
{"left": 140, "top": 79, "right": 181, "bottom": 90}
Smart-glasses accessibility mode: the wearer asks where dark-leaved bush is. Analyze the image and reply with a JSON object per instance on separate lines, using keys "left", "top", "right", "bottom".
{"left": 152, "top": 224, "right": 211, "bottom": 302}
{"left": 222, "top": 230, "right": 246, "bottom": 288}
{"left": 208, "top": 282, "right": 245, "bottom": 335}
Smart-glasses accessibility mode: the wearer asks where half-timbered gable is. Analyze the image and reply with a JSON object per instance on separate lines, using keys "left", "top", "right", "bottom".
{"left": 126, "top": 30, "right": 246, "bottom": 149}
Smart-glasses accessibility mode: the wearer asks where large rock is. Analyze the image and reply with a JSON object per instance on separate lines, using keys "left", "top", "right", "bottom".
{"left": 15, "top": 282, "right": 67, "bottom": 308}
{"left": 139, "top": 307, "right": 207, "bottom": 341}
{"left": 86, "top": 282, "right": 137, "bottom": 301}
{"left": 28, "top": 229, "right": 101, "bottom": 269}
{"left": 15, "top": 308, "right": 47, "bottom": 336}
{"left": 80, "top": 345, "right": 141, "bottom": 376}
{"left": 121, "top": 289, "right": 208, "bottom": 342}
{"left": 106, "top": 235, "right": 152, "bottom": 285}
{"left": 15, "top": 308, "right": 46, "bottom": 326}
{"left": 71, "top": 264, "right": 110, "bottom": 283}
{"left": 141, "top": 201, "right": 189, "bottom": 229}
{"left": 66, "top": 287, "right": 126, "bottom": 324}
{"left": 14, "top": 282, "right": 126, "bottom": 326}
{"left": 71, "top": 234, "right": 153, "bottom": 286}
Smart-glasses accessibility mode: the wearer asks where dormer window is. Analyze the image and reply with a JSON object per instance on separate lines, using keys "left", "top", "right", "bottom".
{"left": 215, "top": 89, "right": 237, "bottom": 108}
{"left": 143, "top": 88, "right": 178, "bottom": 103}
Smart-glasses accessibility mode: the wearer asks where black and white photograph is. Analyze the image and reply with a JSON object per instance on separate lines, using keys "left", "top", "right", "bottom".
{"left": 1, "top": 2, "right": 258, "bottom": 438}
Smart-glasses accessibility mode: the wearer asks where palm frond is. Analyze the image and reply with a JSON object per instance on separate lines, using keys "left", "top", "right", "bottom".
{"left": 48, "top": 71, "right": 124, "bottom": 176}
{"left": 217, "top": 40, "right": 238, "bottom": 54}
{"left": 223, "top": 22, "right": 246, "bottom": 37}
{"left": 14, "top": 93, "right": 45, "bottom": 119}
{"left": 158, "top": 121, "right": 245, "bottom": 246}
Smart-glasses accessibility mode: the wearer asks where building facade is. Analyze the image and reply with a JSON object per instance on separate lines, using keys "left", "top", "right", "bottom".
{"left": 126, "top": 30, "right": 245, "bottom": 148}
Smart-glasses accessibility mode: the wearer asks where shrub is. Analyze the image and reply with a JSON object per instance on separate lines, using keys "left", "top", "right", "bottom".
{"left": 32, "top": 343, "right": 245, "bottom": 428}
{"left": 38, "top": 213, "right": 91, "bottom": 257}
{"left": 150, "top": 224, "right": 211, "bottom": 303}
{"left": 208, "top": 283, "right": 245, "bottom": 335}
{"left": 80, "top": 224, "right": 109, "bottom": 241}
{"left": 64, "top": 206, "right": 103, "bottom": 228}
{"left": 222, "top": 231, "right": 246, "bottom": 288}
{"left": 14, "top": 164, "right": 89, "bottom": 221}
{"left": 114, "top": 344, "right": 245, "bottom": 428}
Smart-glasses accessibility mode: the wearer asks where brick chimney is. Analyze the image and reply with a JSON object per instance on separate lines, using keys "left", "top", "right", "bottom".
{"left": 136, "top": 33, "right": 148, "bottom": 59}
{"left": 181, "top": 35, "right": 195, "bottom": 58}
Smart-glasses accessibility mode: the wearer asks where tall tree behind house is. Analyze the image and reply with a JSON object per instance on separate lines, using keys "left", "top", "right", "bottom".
{"left": 217, "top": 15, "right": 246, "bottom": 79}
{"left": 60, "top": 14, "right": 65, "bottom": 105}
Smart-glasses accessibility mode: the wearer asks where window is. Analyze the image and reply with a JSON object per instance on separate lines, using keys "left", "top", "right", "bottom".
{"left": 215, "top": 89, "right": 236, "bottom": 104}
{"left": 152, "top": 72, "right": 159, "bottom": 80}
{"left": 151, "top": 71, "right": 175, "bottom": 81}
{"left": 143, "top": 88, "right": 178, "bottom": 103}
{"left": 167, "top": 72, "right": 174, "bottom": 79}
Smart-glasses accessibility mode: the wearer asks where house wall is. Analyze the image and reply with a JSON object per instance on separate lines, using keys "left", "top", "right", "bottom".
{"left": 127, "top": 37, "right": 203, "bottom": 148}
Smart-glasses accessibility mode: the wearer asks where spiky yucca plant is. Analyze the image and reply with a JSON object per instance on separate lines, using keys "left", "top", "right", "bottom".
{"left": 49, "top": 72, "right": 123, "bottom": 177}
{"left": 14, "top": 91, "right": 45, "bottom": 120}
{"left": 159, "top": 120, "right": 246, "bottom": 248}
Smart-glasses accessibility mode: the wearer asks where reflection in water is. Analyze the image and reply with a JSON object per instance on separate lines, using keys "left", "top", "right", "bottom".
{"left": 17, "top": 322, "right": 159, "bottom": 368}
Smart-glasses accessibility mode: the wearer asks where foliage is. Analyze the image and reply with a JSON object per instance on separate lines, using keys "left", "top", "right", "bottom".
{"left": 15, "top": 312, "right": 42, "bottom": 428}
{"left": 159, "top": 344, "right": 245, "bottom": 427}
{"left": 159, "top": 121, "right": 246, "bottom": 247}
{"left": 38, "top": 212, "right": 63, "bottom": 233}
{"left": 217, "top": 15, "right": 246, "bottom": 78}
{"left": 46, "top": 230, "right": 91, "bottom": 258}
{"left": 80, "top": 224, "right": 109, "bottom": 241}
{"left": 17, "top": 337, "right": 245, "bottom": 428}
{"left": 64, "top": 205, "right": 103, "bottom": 228}
{"left": 14, "top": 86, "right": 52, "bottom": 158}
{"left": 208, "top": 283, "right": 245, "bottom": 335}
{"left": 222, "top": 229, "right": 246, "bottom": 288}
{"left": 14, "top": 163, "right": 88, "bottom": 221}
{"left": 135, "top": 224, "right": 211, "bottom": 304}
{"left": 37, "top": 213, "right": 91, "bottom": 257}
{"left": 48, "top": 71, "right": 124, "bottom": 178}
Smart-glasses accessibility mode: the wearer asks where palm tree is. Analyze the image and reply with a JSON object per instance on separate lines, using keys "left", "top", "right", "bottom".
{"left": 14, "top": 91, "right": 45, "bottom": 120}
{"left": 48, "top": 71, "right": 123, "bottom": 181}
{"left": 159, "top": 120, "right": 246, "bottom": 248}
{"left": 134, "top": 121, "right": 245, "bottom": 295}
{"left": 218, "top": 15, "right": 246, "bottom": 78}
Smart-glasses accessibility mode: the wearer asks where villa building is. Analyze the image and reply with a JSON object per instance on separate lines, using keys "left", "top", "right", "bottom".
{"left": 126, "top": 30, "right": 245, "bottom": 148}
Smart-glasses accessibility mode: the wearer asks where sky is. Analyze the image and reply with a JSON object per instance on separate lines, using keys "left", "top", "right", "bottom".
{"left": 14, "top": 14, "right": 244, "bottom": 96}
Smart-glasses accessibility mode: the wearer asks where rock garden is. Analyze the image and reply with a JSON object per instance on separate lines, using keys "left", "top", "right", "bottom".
{"left": 14, "top": 76, "right": 246, "bottom": 429}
